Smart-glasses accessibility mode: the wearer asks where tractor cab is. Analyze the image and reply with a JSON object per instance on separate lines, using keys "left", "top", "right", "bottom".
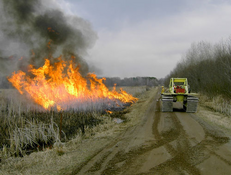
{"left": 161, "top": 78, "right": 198, "bottom": 112}
{"left": 169, "top": 78, "right": 189, "bottom": 94}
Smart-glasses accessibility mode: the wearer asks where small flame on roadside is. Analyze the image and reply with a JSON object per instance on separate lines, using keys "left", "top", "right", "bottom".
{"left": 8, "top": 56, "right": 138, "bottom": 110}
{"left": 106, "top": 110, "right": 113, "bottom": 114}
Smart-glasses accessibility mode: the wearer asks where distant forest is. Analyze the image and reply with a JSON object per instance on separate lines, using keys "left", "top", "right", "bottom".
{"left": 102, "top": 77, "right": 159, "bottom": 87}
{"left": 0, "top": 75, "right": 159, "bottom": 89}
{"left": 164, "top": 37, "right": 231, "bottom": 99}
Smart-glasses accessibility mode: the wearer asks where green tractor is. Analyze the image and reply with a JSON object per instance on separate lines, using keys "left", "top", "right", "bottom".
{"left": 161, "top": 78, "right": 198, "bottom": 112}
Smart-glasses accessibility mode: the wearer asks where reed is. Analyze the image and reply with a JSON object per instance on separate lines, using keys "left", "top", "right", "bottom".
{"left": 0, "top": 86, "right": 145, "bottom": 158}
{"left": 0, "top": 90, "right": 103, "bottom": 158}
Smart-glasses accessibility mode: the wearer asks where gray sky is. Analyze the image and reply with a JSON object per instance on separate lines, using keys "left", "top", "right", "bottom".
{"left": 56, "top": 0, "right": 231, "bottom": 78}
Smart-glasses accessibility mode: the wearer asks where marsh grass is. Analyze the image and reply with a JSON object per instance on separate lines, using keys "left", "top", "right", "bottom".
{"left": 0, "top": 86, "right": 145, "bottom": 159}
{"left": 111, "top": 86, "right": 147, "bottom": 98}
{"left": 0, "top": 108, "right": 103, "bottom": 158}
{"left": 0, "top": 87, "right": 155, "bottom": 174}
{"left": 0, "top": 90, "right": 104, "bottom": 158}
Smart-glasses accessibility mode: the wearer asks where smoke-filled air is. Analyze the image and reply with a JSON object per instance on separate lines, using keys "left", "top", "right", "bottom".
{"left": 0, "top": 0, "right": 137, "bottom": 111}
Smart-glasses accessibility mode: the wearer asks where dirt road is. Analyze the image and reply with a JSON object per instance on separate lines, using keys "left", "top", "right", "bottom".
{"left": 75, "top": 90, "right": 231, "bottom": 175}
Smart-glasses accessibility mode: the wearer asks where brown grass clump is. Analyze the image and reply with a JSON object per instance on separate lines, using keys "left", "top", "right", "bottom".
{"left": 0, "top": 90, "right": 102, "bottom": 158}
{"left": 0, "top": 86, "right": 156, "bottom": 174}
{"left": 199, "top": 94, "right": 231, "bottom": 116}
{"left": 196, "top": 93, "right": 231, "bottom": 136}
{"left": 0, "top": 86, "right": 147, "bottom": 159}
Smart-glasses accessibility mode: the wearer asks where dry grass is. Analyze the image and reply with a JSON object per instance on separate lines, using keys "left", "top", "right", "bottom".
{"left": 119, "top": 86, "right": 147, "bottom": 96}
{"left": 199, "top": 94, "right": 231, "bottom": 116}
{"left": 10, "top": 118, "right": 61, "bottom": 156}
{"left": 197, "top": 106, "right": 231, "bottom": 136}
{"left": 0, "top": 86, "right": 157, "bottom": 175}
{"left": 111, "top": 86, "right": 147, "bottom": 97}
{"left": 0, "top": 89, "right": 103, "bottom": 158}
{"left": 197, "top": 94, "right": 231, "bottom": 135}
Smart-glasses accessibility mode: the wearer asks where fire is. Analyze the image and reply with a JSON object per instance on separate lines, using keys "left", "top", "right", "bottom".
{"left": 47, "top": 40, "right": 52, "bottom": 49}
{"left": 8, "top": 56, "right": 137, "bottom": 110}
{"left": 106, "top": 110, "right": 113, "bottom": 114}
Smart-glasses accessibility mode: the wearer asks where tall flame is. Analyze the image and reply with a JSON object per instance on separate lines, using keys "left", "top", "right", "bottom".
{"left": 8, "top": 56, "right": 137, "bottom": 110}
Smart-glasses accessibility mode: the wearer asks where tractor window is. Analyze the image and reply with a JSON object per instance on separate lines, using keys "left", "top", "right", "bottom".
{"left": 174, "top": 82, "right": 184, "bottom": 86}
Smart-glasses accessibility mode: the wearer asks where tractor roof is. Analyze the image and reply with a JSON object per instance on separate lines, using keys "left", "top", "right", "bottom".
{"left": 171, "top": 78, "right": 187, "bottom": 82}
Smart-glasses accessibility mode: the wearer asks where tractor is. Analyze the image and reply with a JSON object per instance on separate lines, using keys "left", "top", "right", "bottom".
{"left": 161, "top": 78, "right": 198, "bottom": 112}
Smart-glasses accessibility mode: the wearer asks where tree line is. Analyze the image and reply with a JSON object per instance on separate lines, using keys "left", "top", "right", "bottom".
{"left": 103, "top": 76, "right": 158, "bottom": 87}
{"left": 0, "top": 75, "right": 158, "bottom": 89}
{"left": 164, "top": 37, "right": 231, "bottom": 99}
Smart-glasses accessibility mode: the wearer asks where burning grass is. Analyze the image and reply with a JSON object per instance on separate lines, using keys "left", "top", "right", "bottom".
{"left": 7, "top": 57, "right": 137, "bottom": 111}
{"left": 0, "top": 55, "right": 140, "bottom": 158}
{"left": 0, "top": 85, "right": 142, "bottom": 159}
{"left": 0, "top": 93, "right": 102, "bottom": 158}
{"left": 0, "top": 99, "right": 97, "bottom": 158}
{"left": 0, "top": 87, "right": 156, "bottom": 174}
{"left": 0, "top": 56, "right": 145, "bottom": 162}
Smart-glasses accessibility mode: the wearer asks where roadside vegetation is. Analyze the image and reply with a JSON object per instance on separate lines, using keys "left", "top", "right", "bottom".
{"left": 0, "top": 86, "right": 147, "bottom": 161}
{"left": 165, "top": 37, "right": 231, "bottom": 98}
{"left": 0, "top": 86, "right": 151, "bottom": 174}
{"left": 0, "top": 89, "right": 102, "bottom": 158}
{"left": 164, "top": 37, "right": 231, "bottom": 115}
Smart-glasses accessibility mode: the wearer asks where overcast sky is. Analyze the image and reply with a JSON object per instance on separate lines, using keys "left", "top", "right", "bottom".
{"left": 58, "top": 0, "right": 231, "bottom": 78}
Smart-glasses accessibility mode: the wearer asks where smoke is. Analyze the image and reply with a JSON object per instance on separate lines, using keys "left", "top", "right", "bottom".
{"left": 0, "top": 0, "right": 97, "bottom": 80}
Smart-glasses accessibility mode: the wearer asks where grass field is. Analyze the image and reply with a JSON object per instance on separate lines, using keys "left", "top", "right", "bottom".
{"left": 0, "top": 86, "right": 147, "bottom": 159}
{"left": 0, "top": 86, "right": 155, "bottom": 174}
{"left": 199, "top": 94, "right": 231, "bottom": 116}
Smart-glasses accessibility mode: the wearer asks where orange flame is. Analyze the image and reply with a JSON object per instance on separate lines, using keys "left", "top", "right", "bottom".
{"left": 8, "top": 56, "right": 137, "bottom": 110}
{"left": 47, "top": 40, "right": 52, "bottom": 49}
{"left": 106, "top": 110, "right": 113, "bottom": 114}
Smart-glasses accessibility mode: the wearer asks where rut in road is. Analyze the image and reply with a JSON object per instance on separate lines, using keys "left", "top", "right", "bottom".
{"left": 73, "top": 91, "right": 231, "bottom": 175}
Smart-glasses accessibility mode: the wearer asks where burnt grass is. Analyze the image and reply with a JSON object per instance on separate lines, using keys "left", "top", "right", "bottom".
{"left": 108, "top": 109, "right": 130, "bottom": 122}
{"left": 0, "top": 102, "right": 131, "bottom": 157}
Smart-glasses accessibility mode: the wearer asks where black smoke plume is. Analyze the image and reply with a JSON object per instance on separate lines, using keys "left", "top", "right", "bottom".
{"left": 0, "top": 0, "right": 97, "bottom": 87}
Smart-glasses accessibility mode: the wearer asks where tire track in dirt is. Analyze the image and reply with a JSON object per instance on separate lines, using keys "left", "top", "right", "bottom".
{"left": 99, "top": 94, "right": 162, "bottom": 175}
{"left": 73, "top": 89, "right": 231, "bottom": 175}
{"left": 189, "top": 114, "right": 231, "bottom": 168}
{"left": 149, "top": 99, "right": 201, "bottom": 175}
{"left": 145, "top": 100, "right": 231, "bottom": 175}
{"left": 74, "top": 89, "right": 160, "bottom": 175}
{"left": 84, "top": 96, "right": 186, "bottom": 174}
